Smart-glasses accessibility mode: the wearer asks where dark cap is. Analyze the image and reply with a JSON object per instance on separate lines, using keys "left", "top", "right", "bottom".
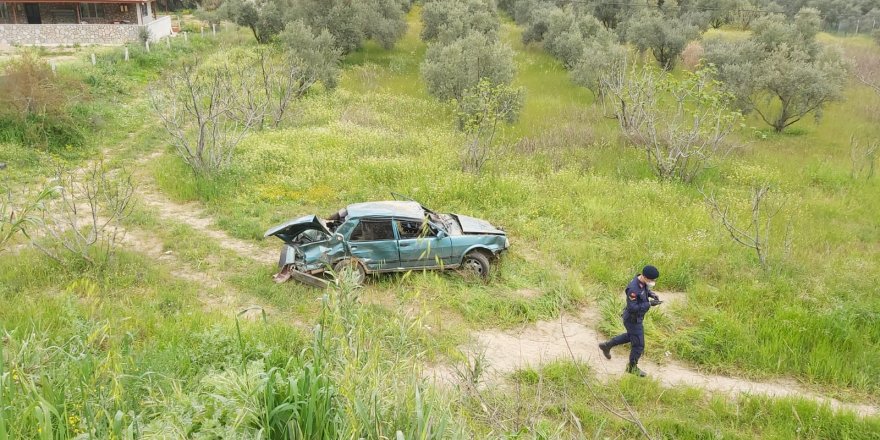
{"left": 642, "top": 265, "right": 660, "bottom": 280}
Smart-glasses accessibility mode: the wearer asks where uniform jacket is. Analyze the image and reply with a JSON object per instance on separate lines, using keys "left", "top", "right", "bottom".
{"left": 622, "top": 275, "right": 654, "bottom": 324}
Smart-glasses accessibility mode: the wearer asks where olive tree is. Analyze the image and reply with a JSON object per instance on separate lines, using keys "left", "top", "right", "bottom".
{"left": 421, "top": 0, "right": 499, "bottom": 43}
{"left": 703, "top": 9, "right": 848, "bottom": 132}
{"left": 570, "top": 38, "right": 628, "bottom": 99}
{"left": 625, "top": 10, "right": 700, "bottom": 70}
{"left": 222, "top": 0, "right": 288, "bottom": 43}
{"left": 293, "top": 0, "right": 407, "bottom": 53}
{"left": 357, "top": 0, "right": 408, "bottom": 50}
{"left": 278, "top": 20, "right": 342, "bottom": 91}
{"left": 421, "top": 32, "right": 516, "bottom": 101}
{"left": 540, "top": 9, "right": 614, "bottom": 68}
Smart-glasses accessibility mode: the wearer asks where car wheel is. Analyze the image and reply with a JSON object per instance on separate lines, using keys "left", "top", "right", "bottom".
{"left": 333, "top": 259, "right": 366, "bottom": 286}
{"left": 462, "top": 251, "right": 491, "bottom": 280}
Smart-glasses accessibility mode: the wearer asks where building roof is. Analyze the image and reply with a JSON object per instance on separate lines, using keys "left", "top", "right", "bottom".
{"left": 346, "top": 201, "right": 425, "bottom": 220}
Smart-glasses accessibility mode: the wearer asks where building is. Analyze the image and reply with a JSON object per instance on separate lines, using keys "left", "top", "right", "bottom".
{"left": 0, "top": 1, "right": 172, "bottom": 46}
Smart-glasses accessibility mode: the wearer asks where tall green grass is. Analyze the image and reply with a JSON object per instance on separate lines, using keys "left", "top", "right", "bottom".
{"left": 490, "top": 361, "right": 880, "bottom": 439}
{"left": 145, "top": 7, "right": 880, "bottom": 398}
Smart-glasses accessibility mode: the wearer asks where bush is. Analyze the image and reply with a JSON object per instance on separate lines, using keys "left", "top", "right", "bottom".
{"left": 0, "top": 52, "right": 92, "bottom": 151}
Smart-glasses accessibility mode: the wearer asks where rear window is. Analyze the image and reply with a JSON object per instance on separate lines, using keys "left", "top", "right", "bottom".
{"left": 349, "top": 220, "right": 395, "bottom": 241}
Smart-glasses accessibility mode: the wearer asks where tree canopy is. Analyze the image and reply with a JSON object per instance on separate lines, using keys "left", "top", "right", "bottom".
{"left": 703, "top": 8, "right": 848, "bottom": 132}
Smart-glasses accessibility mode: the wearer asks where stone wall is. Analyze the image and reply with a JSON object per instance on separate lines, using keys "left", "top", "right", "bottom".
{"left": 0, "top": 23, "right": 142, "bottom": 45}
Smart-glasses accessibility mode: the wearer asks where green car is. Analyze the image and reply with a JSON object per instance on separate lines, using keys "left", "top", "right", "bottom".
{"left": 264, "top": 199, "right": 509, "bottom": 286}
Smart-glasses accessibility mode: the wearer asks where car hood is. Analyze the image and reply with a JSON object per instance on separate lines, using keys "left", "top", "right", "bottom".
{"left": 453, "top": 214, "right": 505, "bottom": 235}
{"left": 264, "top": 215, "right": 330, "bottom": 244}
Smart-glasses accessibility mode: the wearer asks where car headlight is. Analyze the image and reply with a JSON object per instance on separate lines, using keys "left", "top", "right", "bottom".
{"left": 504, "top": 236, "right": 510, "bottom": 248}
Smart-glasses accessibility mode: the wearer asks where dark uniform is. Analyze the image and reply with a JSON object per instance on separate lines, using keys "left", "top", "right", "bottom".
{"left": 600, "top": 273, "right": 660, "bottom": 376}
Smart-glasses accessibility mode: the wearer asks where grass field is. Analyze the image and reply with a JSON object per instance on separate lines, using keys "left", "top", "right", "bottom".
{"left": 1, "top": 6, "right": 879, "bottom": 439}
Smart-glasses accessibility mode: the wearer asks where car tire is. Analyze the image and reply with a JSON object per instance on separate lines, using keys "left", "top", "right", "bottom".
{"left": 462, "top": 251, "right": 491, "bottom": 280}
{"left": 333, "top": 259, "right": 366, "bottom": 286}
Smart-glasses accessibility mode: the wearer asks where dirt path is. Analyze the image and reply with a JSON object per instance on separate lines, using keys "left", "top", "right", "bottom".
{"left": 133, "top": 152, "right": 277, "bottom": 266}
{"left": 431, "top": 305, "right": 878, "bottom": 418}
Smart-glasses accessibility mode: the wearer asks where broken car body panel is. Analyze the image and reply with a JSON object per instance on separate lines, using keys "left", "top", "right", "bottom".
{"left": 264, "top": 215, "right": 330, "bottom": 244}
{"left": 264, "top": 200, "right": 509, "bottom": 285}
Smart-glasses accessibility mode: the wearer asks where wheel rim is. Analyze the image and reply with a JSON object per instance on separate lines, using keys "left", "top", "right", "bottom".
{"left": 464, "top": 257, "right": 483, "bottom": 275}
{"left": 339, "top": 262, "right": 364, "bottom": 284}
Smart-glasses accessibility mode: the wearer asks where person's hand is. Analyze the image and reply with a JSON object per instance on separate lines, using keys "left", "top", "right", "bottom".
{"left": 650, "top": 299, "right": 663, "bottom": 307}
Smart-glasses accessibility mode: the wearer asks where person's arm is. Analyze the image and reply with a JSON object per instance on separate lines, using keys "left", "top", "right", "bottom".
{"left": 625, "top": 288, "right": 650, "bottom": 314}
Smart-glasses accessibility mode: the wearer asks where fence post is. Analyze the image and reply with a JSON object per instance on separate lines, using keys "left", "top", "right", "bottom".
{"left": 212, "top": 23, "right": 216, "bottom": 36}
{"left": 90, "top": 53, "right": 96, "bottom": 65}
{"left": 200, "top": 25, "right": 204, "bottom": 36}
{"left": 184, "top": 31, "right": 188, "bottom": 42}
{"left": 50, "top": 61, "right": 57, "bottom": 75}
{"left": 145, "top": 40, "right": 150, "bottom": 52}
{"left": 124, "top": 47, "right": 129, "bottom": 61}
{"left": 855, "top": 17, "right": 861, "bottom": 34}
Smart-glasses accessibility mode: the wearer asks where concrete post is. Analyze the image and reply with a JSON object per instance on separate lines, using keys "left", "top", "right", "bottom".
{"left": 145, "top": 40, "right": 150, "bottom": 52}
{"left": 125, "top": 47, "right": 129, "bottom": 61}
{"left": 856, "top": 17, "right": 861, "bottom": 34}
{"left": 184, "top": 31, "right": 188, "bottom": 42}
{"left": 212, "top": 23, "right": 216, "bottom": 36}
{"left": 91, "top": 53, "right": 96, "bottom": 65}
{"left": 50, "top": 62, "right": 57, "bottom": 75}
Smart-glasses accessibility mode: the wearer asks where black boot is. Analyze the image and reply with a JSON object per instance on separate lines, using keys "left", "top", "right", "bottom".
{"left": 626, "top": 363, "right": 646, "bottom": 377}
{"left": 599, "top": 342, "right": 612, "bottom": 360}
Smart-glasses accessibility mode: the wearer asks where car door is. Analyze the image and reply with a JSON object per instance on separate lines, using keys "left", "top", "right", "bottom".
{"left": 395, "top": 219, "right": 452, "bottom": 269}
{"left": 347, "top": 218, "right": 400, "bottom": 271}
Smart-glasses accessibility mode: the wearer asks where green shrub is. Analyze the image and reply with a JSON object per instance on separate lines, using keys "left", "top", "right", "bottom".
{"left": 0, "top": 52, "right": 92, "bottom": 151}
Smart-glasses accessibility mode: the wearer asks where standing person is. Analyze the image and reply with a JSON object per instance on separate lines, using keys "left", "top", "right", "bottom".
{"left": 598, "top": 265, "right": 663, "bottom": 377}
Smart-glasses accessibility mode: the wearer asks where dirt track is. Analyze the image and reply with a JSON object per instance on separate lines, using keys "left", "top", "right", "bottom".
{"left": 430, "top": 306, "right": 878, "bottom": 418}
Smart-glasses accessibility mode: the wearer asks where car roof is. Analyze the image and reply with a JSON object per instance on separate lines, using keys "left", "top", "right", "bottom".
{"left": 346, "top": 201, "right": 425, "bottom": 219}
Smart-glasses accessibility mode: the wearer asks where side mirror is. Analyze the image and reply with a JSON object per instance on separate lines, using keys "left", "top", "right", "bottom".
{"left": 436, "top": 230, "right": 448, "bottom": 239}
{"left": 334, "top": 233, "right": 344, "bottom": 242}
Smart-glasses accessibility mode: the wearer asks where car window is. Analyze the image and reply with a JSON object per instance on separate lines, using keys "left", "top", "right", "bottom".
{"left": 350, "top": 220, "right": 395, "bottom": 241}
{"left": 397, "top": 220, "right": 436, "bottom": 239}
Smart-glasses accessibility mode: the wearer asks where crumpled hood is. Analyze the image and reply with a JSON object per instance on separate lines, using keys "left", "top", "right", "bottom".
{"left": 453, "top": 214, "right": 505, "bottom": 235}
{"left": 264, "top": 215, "right": 329, "bottom": 244}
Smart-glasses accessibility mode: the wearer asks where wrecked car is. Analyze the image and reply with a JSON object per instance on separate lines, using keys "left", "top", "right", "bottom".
{"left": 264, "top": 198, "right": 509, "bottom": 287}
